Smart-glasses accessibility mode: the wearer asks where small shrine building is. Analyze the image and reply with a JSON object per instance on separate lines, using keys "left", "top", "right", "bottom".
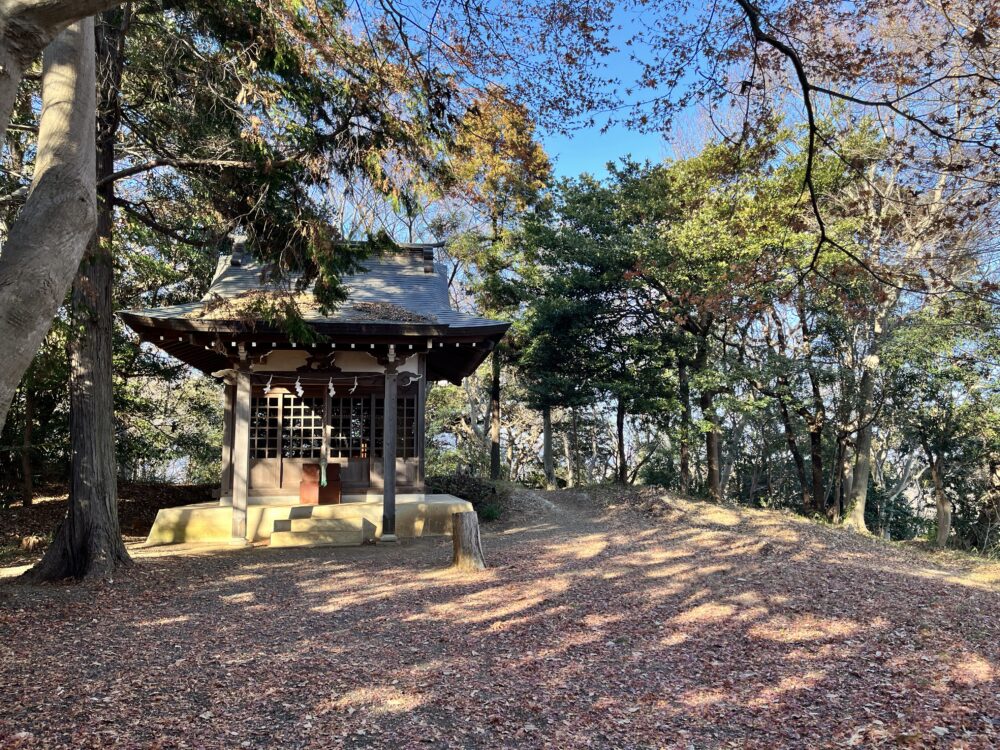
{"left": 121, "top": 241, "right": 508, "bottom": 545}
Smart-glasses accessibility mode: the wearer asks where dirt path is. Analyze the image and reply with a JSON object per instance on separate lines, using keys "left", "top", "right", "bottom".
{"left": 1, "top": 489, "right": 999, "bottom": 749}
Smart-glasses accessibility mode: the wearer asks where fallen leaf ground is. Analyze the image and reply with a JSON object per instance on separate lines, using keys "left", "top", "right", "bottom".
{"left": 1, "top": 489, "right": 999, "bottom": 749}
{"left": 0, "top": 483, "right": 213, "bottom": 565}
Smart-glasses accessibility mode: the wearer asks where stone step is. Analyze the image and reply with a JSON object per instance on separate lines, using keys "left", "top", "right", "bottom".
{"left": 269, "top": 530, "right": 362, "bottom": 548}
{"left": 273, "top": 517, "right": 363, "bottom": 534}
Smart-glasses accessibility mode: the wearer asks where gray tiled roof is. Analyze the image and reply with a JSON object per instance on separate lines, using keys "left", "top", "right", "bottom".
{"left": 129, "top": 251, "right": 504, "bottom": 331}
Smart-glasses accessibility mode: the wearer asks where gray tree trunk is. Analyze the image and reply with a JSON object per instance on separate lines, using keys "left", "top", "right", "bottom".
{"left": 25, "top": 13, "right": 131, "bottom": 581}
{"left": 843, "top": 367, "right": 875, "bottom": 532}
{"left": 0, "top": 2, "right": 125, "bottom": 143}
{"left": 0, "top": 19, "right": 96, "bottom": 435}
{"left": 27, "top": 235, "right": 130, "bottom": 580}
{"left": 562, "top": 430, "right": 574, "bottom": 488}
{"left": 843, "top": 303, "right": 895, "bottom": 533}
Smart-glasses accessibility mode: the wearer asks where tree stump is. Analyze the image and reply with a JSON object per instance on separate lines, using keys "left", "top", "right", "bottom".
{"left": 451, "top": 511, "right": 487, "bottom": 572}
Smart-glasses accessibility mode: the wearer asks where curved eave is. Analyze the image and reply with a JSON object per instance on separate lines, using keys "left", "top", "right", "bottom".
{"left": 119, "top": 311, "right": 509, "bottom": 383}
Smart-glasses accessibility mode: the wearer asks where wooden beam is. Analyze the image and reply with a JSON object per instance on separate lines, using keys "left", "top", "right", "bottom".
{"left": 231, "top": 367, "right": 252, "bottom": 543}
{"left": 382, "top": 355, "right": 398, "bottom": 541}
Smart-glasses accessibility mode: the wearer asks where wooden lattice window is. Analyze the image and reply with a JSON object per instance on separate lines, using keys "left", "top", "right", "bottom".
{"left": 329, "top": 397, "right": 372, "bottom": 459}
{"left": 374, "top": 397, "right": 417, "bottom": 459}
{"left": 250, "top": 395, "right": 280, "bottom": 459}
{"left": 281, "top": 395, "right": 324, "bottom": 458}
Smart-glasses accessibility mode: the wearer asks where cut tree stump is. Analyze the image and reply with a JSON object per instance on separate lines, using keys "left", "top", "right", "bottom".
{"left": 451, "top": 511, "right": 487, "bottom": 571}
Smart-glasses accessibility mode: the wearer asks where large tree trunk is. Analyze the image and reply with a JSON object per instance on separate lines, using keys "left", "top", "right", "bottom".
{"left": 0, "top": 1, "right": 124, "bottom": 144}
{"left": 615, "top": 396, "right": 627, "bottom": 485}
{"left": 25, "top": 11, "right": 131, "bottom": 582}
{"left": 678, "top": 358, "right": 691, "bottom": 493}
{"left": 488, "top": 348, "right": 501, "bottom": 480}
{"left": 0, "top": 19, "right": 97, "bottom": 435}
{"left": 542, "top": 405, "right": 555, "bottom": 490}
{"left": 27, "top": 233, "right": 130, "bottom": 580}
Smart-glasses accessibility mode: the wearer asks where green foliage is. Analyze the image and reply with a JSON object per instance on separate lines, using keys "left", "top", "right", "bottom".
{"left": 864, "top": 482, "right": 929, "bottom": 541}
{"left": 638, "top": 450, "right": 679, "bottom": 489}
{"left": 477, "top": 503, "right": 503, "bottom": 522}
{"left": 425, "top": 474, "right": 510, "bottom": 515}
{"left": 425, "top": 383, "right": 489, "bottom": 476}
{"left": 3, "top": 0, "right": 498, "bottom": 498}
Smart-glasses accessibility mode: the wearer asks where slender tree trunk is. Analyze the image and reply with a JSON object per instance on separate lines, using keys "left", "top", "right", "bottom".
{"left": 777, "top": 399, "right": 811, "bottom": 512}
{"left": 843, "top": 304, "right": 895, "bottom": 533}
{"left": 25, "top": 11, "right": 130, "bottom": 582}
{"left": 0, "top": 19, "right": 98, "bottom": 436}
{"left": 562, "top": 431, "right": 574, "bottom": 488}
{"left": 808, "top": 425, "right": 824, "bottom": 515}
{"left": 21, "top": 389, "right": 34, "bottom": 506}
{"left": 678, "top": 358, "right": 691, "bottom": 493}
{"left": 700, "top": 391, "right": 721, "bottom": 501}
{"left": 843, "top": 367, "right": 875, "bottom": 532}
{"left": 927, "top": 454, "right": 950, "bottom": 548}
{"left": 615, "top": 396, "right": 627, "bottom": 484}
{"left": 690, "top": 336, "right": 721, "bottom": 501}
{"left": 718, "top": 416, "right": 744, "bottom": 498}
{"left": 799, "top": 293, "right": 826, "bottom": 515}
{"left": 488, "top": 349, "right": 501, "bottom": 480}
{"left": 828, "top": 379, "right": 854, "bottom": 522}
{"left": 542, "top": 405, "right": 555, "bottom": 490}
{"left": 828, "top": 438, "right": 846, "bottom": 523}
{"left": 590, "top": 405, "right": 599, "bottom": 483}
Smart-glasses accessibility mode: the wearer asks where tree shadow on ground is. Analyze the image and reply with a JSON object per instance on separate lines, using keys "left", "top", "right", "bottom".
{"left": 1, "top": 493, "right": 999, "bottom": 749}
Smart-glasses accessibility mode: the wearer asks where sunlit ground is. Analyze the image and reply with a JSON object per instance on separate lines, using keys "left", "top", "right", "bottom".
{"left": 1, "top": 490, "right": 999, "bottom": 749}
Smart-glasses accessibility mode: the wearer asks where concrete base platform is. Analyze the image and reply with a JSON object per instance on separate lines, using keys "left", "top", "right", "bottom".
{"left": 144, "top": 494, "right": 473, "bottom": 547}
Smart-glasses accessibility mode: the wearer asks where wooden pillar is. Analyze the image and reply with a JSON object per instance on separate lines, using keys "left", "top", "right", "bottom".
{"left": 231, "top": 367, "right": 251, "bottom": 543}
{"left": 382, "top": 351, "right": 398, "bottom": 540}
{"left": 416, "top": 353, "right": 427, "bottom": 489}
{"left": 322, "top": 384, "right": 331, "bottom": 479}
{"left": 220, "top": 383, "right": 235, "bottom": 500}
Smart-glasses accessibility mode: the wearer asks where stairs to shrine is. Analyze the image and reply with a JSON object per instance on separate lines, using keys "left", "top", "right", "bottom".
{"left": 268, "top": 517, "right": 374, "bottom": 548}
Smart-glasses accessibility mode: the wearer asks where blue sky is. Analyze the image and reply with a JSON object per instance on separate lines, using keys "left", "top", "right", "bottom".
{"left": 542, "top": 123, "right": 670, "bottom": 179}
{"left": 530, "top": 5, "right": 687, "bottom": 180}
